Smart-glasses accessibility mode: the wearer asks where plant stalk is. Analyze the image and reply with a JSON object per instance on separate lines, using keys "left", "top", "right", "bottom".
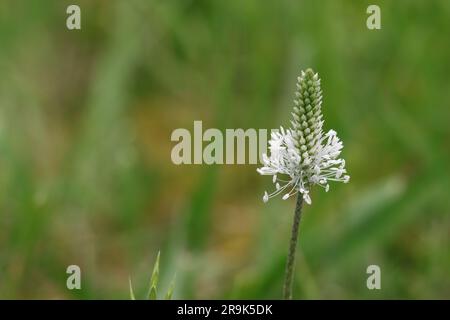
{"left": 283, "top": 192, "right": 304, "bottom": 299}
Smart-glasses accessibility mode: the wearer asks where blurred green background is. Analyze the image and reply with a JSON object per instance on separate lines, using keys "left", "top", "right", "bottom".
{"left": 0, "top": 0, "right": 449, "bottom": 299}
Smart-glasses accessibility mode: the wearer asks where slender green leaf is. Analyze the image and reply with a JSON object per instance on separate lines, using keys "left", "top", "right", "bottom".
{"left": 147, "top": 251, "right": 160, "bottom": 300}
{"left": 148, "top": 286, "right": 157, "bottom": 300}
{"left": 129, "top": 278, "right": 136, "bottom": 300}
{"left": 165, "top": 274, "right": 176, "bottom": 300}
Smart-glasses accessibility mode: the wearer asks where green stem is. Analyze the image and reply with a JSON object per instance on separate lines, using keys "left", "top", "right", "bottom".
{"left": 283, "top": 192, "right": 304, "bottom": 299}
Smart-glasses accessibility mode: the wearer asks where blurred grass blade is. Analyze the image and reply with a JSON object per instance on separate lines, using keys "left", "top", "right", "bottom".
{"left": 129, "top": 278, "right": 136, "bottom": 300}
{"left": 165, "top": 274, "right": 176, "bottom": 300}
{"left": 149, "top": 286, "right": 157, "bottom": 300}
{"left": 148, "top": 251, "right": 160, "bottom": 300}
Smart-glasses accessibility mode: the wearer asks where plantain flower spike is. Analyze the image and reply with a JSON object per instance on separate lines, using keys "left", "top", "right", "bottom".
{"left": 257, "top": 68, "right": 349, "bottom": 205}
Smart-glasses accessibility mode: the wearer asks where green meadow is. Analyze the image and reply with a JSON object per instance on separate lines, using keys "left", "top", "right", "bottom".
{"left": 0, "top": 0, "right": 449, "bottom": 299}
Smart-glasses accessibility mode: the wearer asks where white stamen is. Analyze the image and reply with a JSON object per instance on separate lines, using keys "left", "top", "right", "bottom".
{"left": 303, "top": 193, "right": 312, "bottom": 205}
{"left": 263, "top": 192, "right": 269, "bottom": 203}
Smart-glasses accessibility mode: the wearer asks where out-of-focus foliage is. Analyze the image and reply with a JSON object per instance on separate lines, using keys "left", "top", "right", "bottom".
{"left": 129, "top": 251, "right": 175, "bottom": 300}
{"left": 0, "top": 0, "right": 449, "bottom": 299}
